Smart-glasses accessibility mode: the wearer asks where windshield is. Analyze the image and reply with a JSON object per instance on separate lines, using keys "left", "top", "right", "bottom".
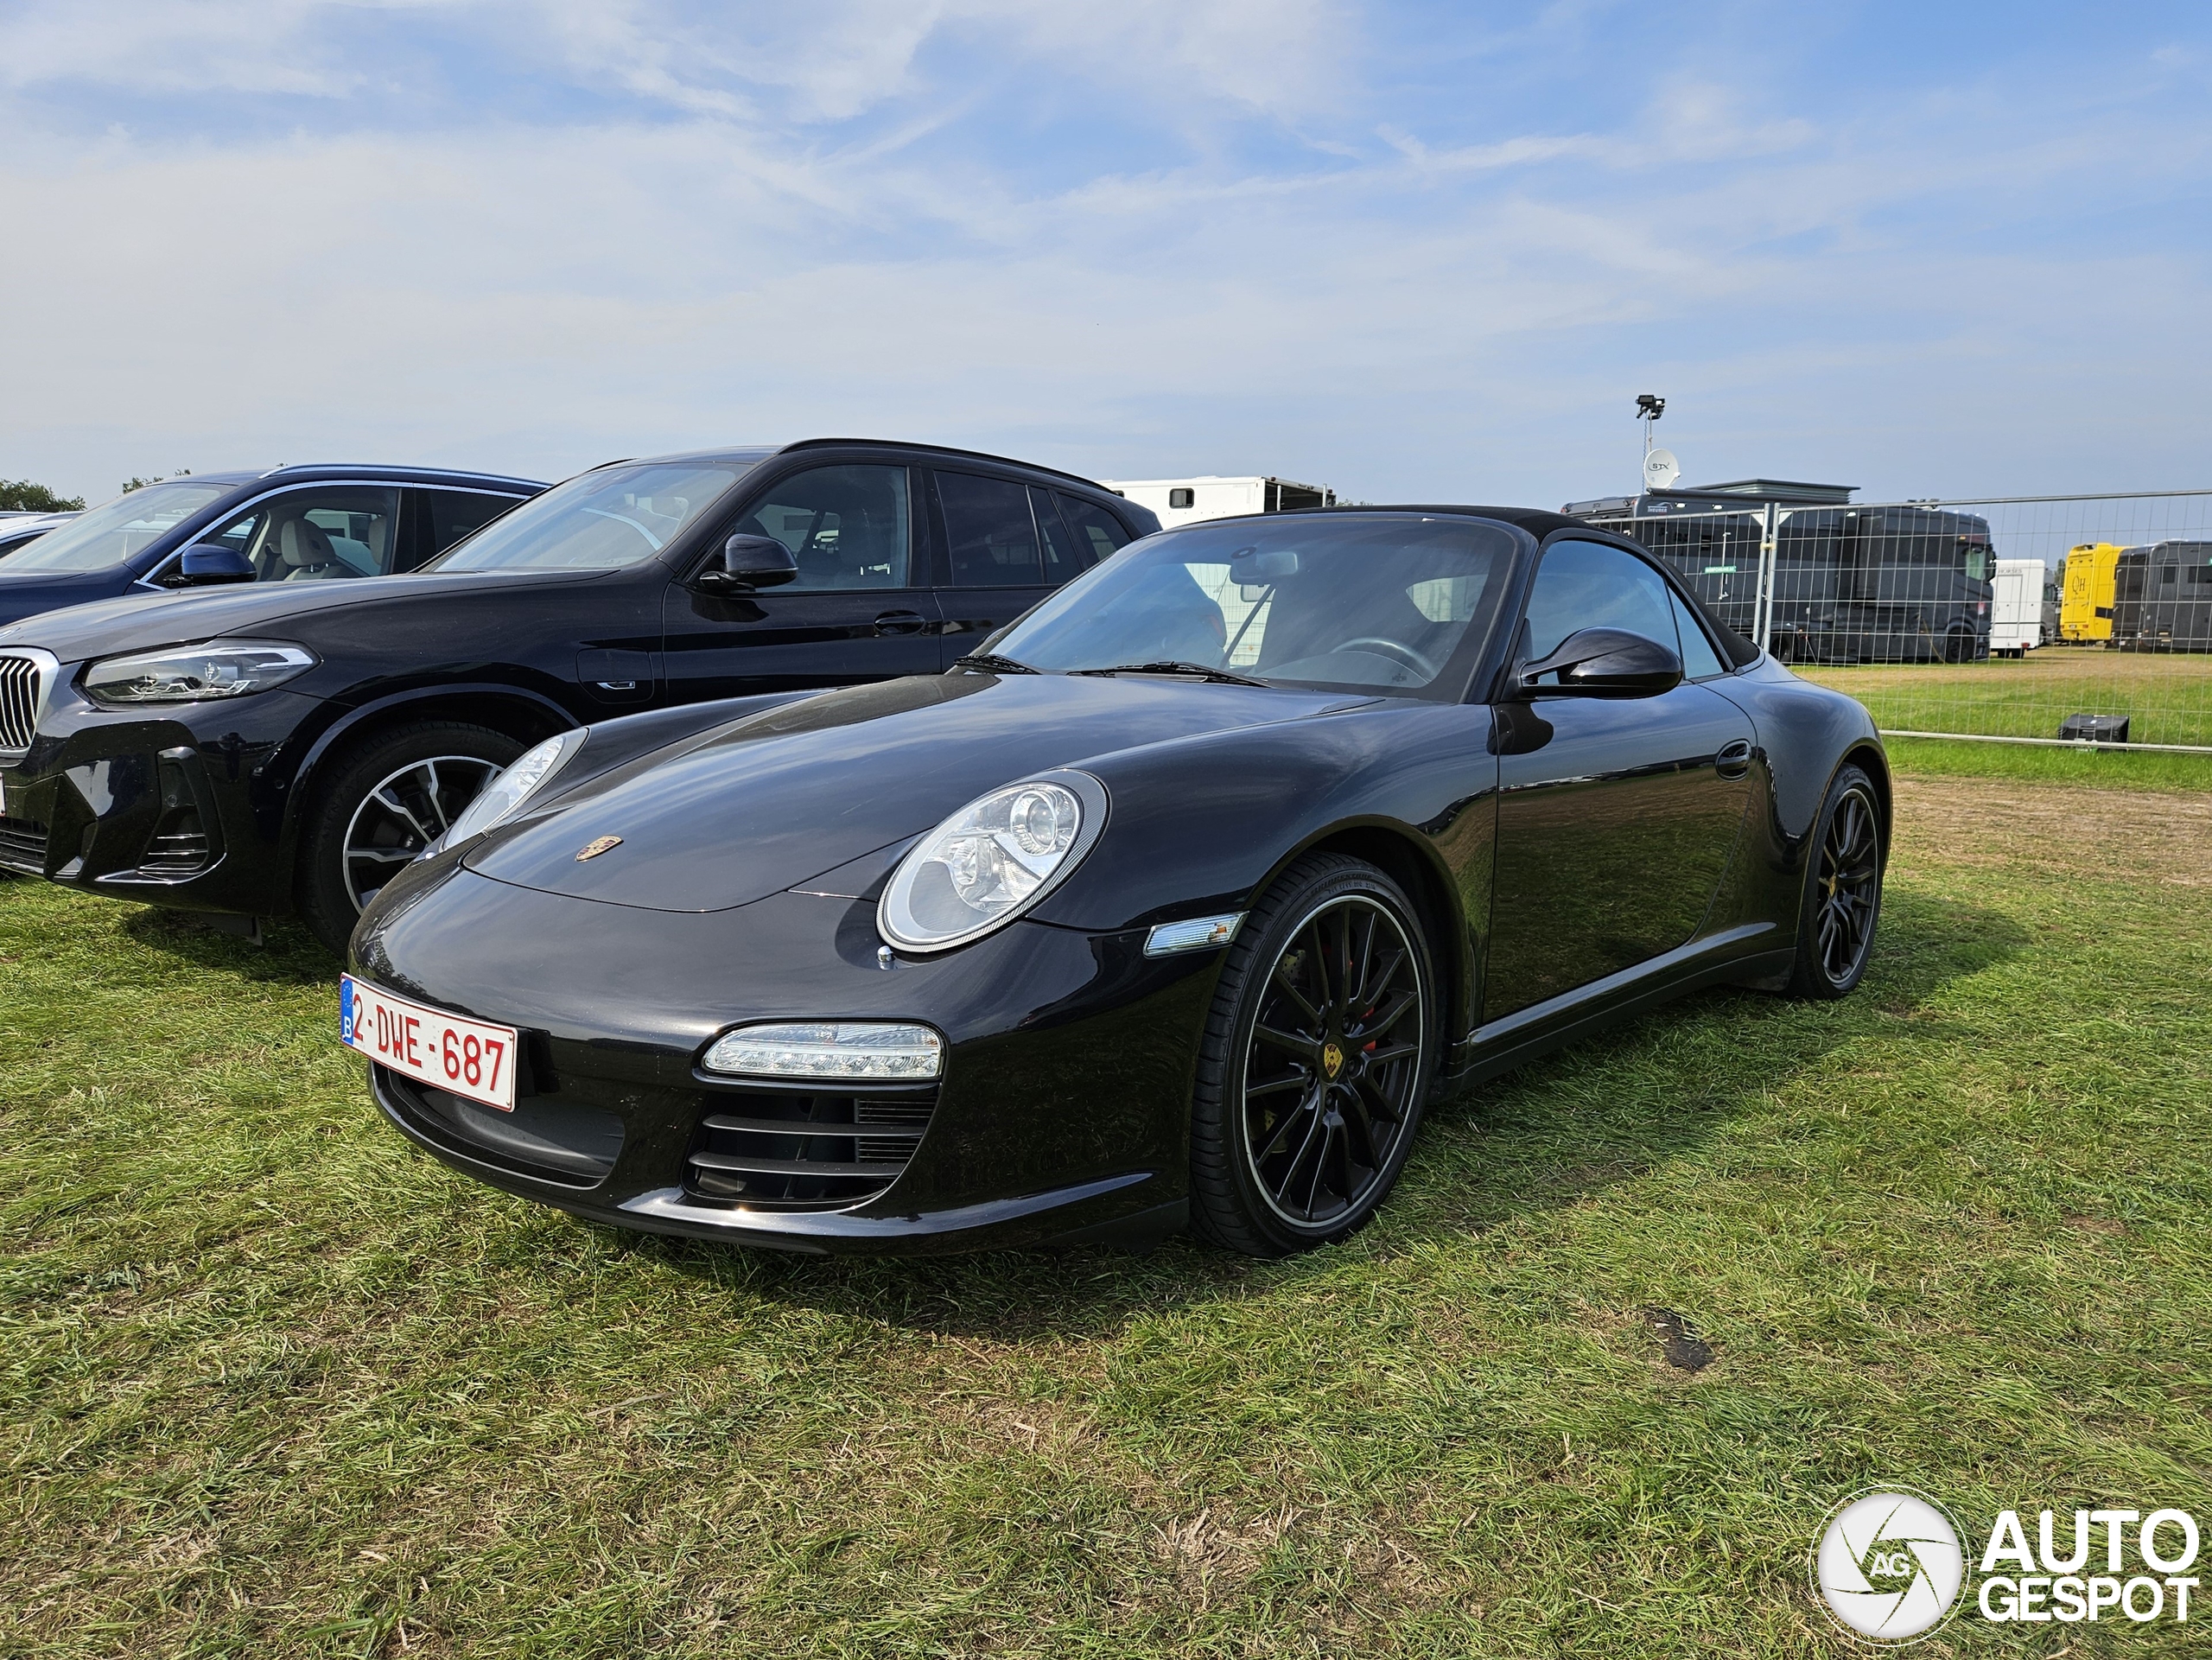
{"left": 991, "top": 513, "right": 1520, "bottom": 695}
{"left": 3, "top": 481, "right": 231, "bottom": 573}
{"left": 430, "top": 461, "right": 753, "bottom": 572}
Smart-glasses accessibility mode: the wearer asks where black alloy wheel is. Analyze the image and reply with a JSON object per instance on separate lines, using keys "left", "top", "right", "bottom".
{"left": 297, "top": 721, "right": 523, "bottom": 957}
{"left": 1192, "top": 853, "right": 1434, "bottom": 1256}
{"left": 1785, "top": 762, "right": 1885, "bottom": 1000}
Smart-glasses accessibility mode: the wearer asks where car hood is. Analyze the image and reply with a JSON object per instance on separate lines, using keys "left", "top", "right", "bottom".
{"left": 465, "top": 672, "right": 1370, "bottom": 913}
{"left": 0, "top": 569, "right": 131, "bottom": 632}
{"left": 0, "top": 567, "right": 613, "bottom": 661}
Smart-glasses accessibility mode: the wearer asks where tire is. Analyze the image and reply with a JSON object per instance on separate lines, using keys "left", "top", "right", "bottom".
{"left": 1783, "top": 763, "right": 1885, "bottom": 1000}
{"left": 296, "top": 722, "right": 523, "bottom": 956}
{"left": 1190, "top": 853, "right": 1435, "bottom": 1257}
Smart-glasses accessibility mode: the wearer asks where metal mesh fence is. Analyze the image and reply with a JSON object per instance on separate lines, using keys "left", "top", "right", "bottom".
{"left": 1586, "top": 491, "right": 2212, "bottom": 754}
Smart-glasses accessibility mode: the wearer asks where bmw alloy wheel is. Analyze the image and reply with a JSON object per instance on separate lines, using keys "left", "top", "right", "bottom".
{"left": 341, "top": 755, "right": 502, "bottom": 913}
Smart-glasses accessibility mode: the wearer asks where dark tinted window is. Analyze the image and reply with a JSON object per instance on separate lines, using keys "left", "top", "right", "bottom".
{"left": 428, "top": 490, "right": 523, "bottom": 556}
{"left": 1055, "top": 492, "right": 1131, "bottom": 565}
{"left": 1522, "top": 540, "right": 1675, "bottom": 662}
{"left": 1669, "top": 588, "right": 1728, "bottom": 679}
{"left": 1030, "top": 487, "right": 1087, "bottom": 581}
{"left": 736, "top": 464, "right": 912, "bottom": 590}
{"left": 939, "top": 472, "right": 1040, "bottom": 587}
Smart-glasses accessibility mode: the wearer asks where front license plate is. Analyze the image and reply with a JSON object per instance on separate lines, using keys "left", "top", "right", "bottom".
{"left": 341, "top": 974, "right": 518, "bottom": 1111}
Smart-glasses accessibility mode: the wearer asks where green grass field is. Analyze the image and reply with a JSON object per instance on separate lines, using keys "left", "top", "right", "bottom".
{"left": 4, "top": 775, "right": 2210, "bottom": 1657}
{"left": 1883, "top": 735, "right": 2212, "bottom": 792}
{"left": 1795, "top": 648, "right": 2212, "bottom": 749}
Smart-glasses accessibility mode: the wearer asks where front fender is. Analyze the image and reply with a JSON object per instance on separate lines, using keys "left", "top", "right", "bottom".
{"left": 1033, "top": 701, "right": 1500, "bottom": 1035}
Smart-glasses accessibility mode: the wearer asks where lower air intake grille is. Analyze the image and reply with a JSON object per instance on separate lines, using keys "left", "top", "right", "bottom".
{"left": 136, "top": 822, "right": 213, "bottom": 878}
{"left": 0, "top": 654, "right": 40, "bottom": 754}
{"left": 685, "top": 1087, "right": 938, "bottom": 1210}
{"left": 0, "top": 815, "right": 48, "bottom": 870}
{"left": 378, "top": 1068, "right": 623, "bottom": 1187}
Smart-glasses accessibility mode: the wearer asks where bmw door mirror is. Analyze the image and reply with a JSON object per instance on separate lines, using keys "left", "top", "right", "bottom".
{"left": 1514, "top": 627, "right": 1682, "bottom": 698}
{"left": 696, "top": 533, "right": 798, "bottom": 594}
{"left": 173, "top": 544, "right": 257, "bottom": 587}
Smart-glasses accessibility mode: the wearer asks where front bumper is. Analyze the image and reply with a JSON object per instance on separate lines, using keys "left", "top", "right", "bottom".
{"left": 352, "top": 863, "right": 1222, "bottom": 1254}
{"left": 0, "top": 665, "right": 320, "bottom": 913}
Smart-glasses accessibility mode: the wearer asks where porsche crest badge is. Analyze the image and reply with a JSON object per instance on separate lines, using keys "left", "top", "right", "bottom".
{"left": 575, "top": 835, "right": 624, "bottom": 862}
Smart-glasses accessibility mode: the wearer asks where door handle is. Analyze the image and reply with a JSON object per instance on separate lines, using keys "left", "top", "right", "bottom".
{"left": 1715, "top": 739, "right": 1754, "bottom": 779}
{"left": 873, "top": 610, "right": 931, "bottom": 637}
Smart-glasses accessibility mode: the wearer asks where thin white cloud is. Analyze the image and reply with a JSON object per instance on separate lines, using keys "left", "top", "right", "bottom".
{"left": 2, "top": 3, "right": 2209, "bottom": 507}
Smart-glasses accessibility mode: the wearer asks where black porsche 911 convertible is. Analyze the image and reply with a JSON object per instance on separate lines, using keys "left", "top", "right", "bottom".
{"left": 346, "top": 505, "right": 1888, "bottom": 1258}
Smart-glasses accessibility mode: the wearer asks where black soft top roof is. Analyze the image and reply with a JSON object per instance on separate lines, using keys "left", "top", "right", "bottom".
{"left": 1322, "top": 504, "right": 1587, "bottom": 540}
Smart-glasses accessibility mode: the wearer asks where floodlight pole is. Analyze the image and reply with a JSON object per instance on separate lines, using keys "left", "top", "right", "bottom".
{"left": 1755, "top": 501, "right": 1779, "bottom": 654}
{"left": 1633, "top": 394, "right": 1665, "bottom": 488}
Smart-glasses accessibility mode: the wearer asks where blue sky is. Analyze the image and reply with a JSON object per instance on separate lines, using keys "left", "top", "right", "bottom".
{"left": 3, "top": 1, "right": 2210, "bottom": 508}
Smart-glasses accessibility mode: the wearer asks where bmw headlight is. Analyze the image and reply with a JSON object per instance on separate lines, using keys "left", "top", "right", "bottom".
{"left": 879, "top": 772, "right": 1108, "bottom": 952}
{"left": 83, "top": 640, "right": 316, "bottom": 704}
{"left": 438, "top": 728, "right": 588, "bottom": 850}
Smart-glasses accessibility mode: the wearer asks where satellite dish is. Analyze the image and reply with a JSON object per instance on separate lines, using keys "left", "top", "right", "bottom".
{"left": 1643, "top": 448, "right": 1680, "bottom": 490}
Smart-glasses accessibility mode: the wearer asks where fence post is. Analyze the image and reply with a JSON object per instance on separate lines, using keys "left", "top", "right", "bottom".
{"left": 1755, "top": 502, "right": 1778, "bottom": 653}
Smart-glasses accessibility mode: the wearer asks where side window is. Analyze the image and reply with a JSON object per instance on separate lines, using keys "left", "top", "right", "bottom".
{"left": 228, "top": 487, "right": 401, "bottom": 582}
{"left": 208, "top": 510, "right": 264, "bottom": 554}
{"left": 734, "top": 465, "right": 912, "bottom": 591}
{"left": 1055, "top": 492, "right": 1132, "bottom": 565}
{"left": 1669, "top": 588, "right": 1729, "bottom": 680}
{"left": 939, "top": 472, "right": 1041, "bottom": 588}
{"left": 1031, "top": 487, "right": 1089, "bottom": 582}
{"left": 427, "top": 490, "right": 521, "bottom": 557}
{"left": 1520, "top": 540, "right": 1676, "bottom": 663}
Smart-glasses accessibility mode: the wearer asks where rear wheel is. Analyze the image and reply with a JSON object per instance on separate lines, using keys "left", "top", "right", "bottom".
{"left": 1783, "top": 764, "right": 1884, "bottom": 999}
{"left": 1191, "top": 854, "right": 1434, "bottom": 1256}
{"left": 297, "top": 722, "right": 521, "bottom": 956}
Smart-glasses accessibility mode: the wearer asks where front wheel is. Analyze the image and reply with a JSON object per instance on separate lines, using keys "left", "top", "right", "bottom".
{"left": 296, "top": 722, "right": 523, "bottom": 956}
{"left": 1190, "top": 853, "right": 1435, "bottom": 1257}
{"left": 1783, "top": 763, "right": 1885, "bottom": 999}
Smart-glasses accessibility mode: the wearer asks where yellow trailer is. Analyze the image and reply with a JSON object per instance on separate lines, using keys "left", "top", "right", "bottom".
{"left": 2060, "top": 542, "right": 2125, "bottom": 642}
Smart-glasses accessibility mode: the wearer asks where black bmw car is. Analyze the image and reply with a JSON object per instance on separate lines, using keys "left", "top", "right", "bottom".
{"left": 346, "top": 506, "right": 1890, "bottom": 1258}
{"left": 0, "top": 442, "right": 1149, "bottom": 952}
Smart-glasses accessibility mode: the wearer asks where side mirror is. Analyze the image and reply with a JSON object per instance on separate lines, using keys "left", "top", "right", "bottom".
{"left": 696, "top": 533, "right": 798, "bottom": 594}
{"left": 173, "top": 544, "right": 256, "bottom": 587}
{"left": 1514, "top": 626, "right": 1682, "bottom": 698}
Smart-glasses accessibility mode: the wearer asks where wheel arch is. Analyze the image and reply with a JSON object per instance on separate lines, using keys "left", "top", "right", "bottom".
{"left": 1838, "top": 739, "right": 1893, "bottom": 859}
{"left": 1274, "top": 818, "right": 1475, "bottom": 1074}
{"left": 277, "top": 684, "right": 577, "bottom": 868}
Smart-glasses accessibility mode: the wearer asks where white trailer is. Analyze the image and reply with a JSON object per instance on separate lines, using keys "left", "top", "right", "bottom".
{"left": 1991, "top": 557, "right": 2045, "bottom": 657}
{"left": 1102, "top": 475, "right": 1334, "bottom": 531}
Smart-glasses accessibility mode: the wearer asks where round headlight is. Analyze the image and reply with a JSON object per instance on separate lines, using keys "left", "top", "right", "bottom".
{"left": 878, "top": 773, "right": 1107, "bottom": 952}
{"left": 438, "top": 728, "right": 588, "bottom": 850}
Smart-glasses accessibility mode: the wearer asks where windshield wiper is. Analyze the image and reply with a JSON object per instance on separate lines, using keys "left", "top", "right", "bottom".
{"left": 1071, "top": 660, "right": 1269, "bottom": 687}
{"left": 950, "top": 652, "right": 1040, "bottom": 675}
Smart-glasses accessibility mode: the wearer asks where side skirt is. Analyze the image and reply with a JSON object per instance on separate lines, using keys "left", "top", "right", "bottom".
{"left": 1438, "top": 923, "right": 1792, "bottom": 1096}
